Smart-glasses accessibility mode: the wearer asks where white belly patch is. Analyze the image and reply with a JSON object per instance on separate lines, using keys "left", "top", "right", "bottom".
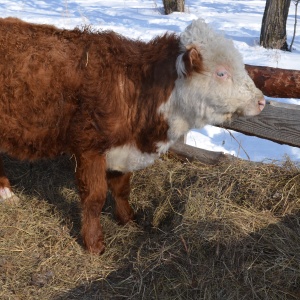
{"left": 106, "top": 142, "right": 174, "bottom": 173}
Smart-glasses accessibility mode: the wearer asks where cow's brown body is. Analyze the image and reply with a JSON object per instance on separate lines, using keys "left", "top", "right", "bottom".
{"left": 0, "top": 18, "right": 180, "bottom": 159}
{"left": 0, "top": 18, "right": 265, "bottom": 254}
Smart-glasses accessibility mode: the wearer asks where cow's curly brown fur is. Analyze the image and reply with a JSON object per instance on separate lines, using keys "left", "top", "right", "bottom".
{"left": 0, "top": 18, "right": 193, "bottom": 254}
{"left": 0, "top": 18, "right": 181, "bottom": 159}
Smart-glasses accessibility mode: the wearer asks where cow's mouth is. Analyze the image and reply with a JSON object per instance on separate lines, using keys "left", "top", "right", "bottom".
{"left": 231, "top": 109, "right": 244, "bottom": 119}
{"left": 258, "top": 98, "right": 266, "bottom": 111}
{"left": 219, "top": 111, "right": 242, "bottom": 125}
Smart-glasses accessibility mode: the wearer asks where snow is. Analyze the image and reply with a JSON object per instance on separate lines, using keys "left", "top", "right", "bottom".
{"left": 0, "top": 0, "right": 299, "bottom": 162}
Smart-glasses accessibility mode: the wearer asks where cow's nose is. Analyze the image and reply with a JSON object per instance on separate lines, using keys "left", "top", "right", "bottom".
{"left": 258, "top": 97, "right": 266, "bottom": 111}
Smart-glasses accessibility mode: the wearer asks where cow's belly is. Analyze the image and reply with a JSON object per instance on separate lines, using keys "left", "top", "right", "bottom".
{"left": 106, "top": 145, "right": 159, "bottom": 173}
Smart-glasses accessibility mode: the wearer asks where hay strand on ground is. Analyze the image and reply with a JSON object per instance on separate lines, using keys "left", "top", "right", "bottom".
{"left": 1, "top": 154, "right": 300, "bottom": 299}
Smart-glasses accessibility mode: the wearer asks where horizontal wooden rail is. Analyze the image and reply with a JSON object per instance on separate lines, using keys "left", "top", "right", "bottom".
{"left": 245, "top": 65, "right": 300, "bottom": 98}
{"left": 223, "top": 100, "right": 300, "bottom": 148}
{"left": 227, "top": 65, "right": 300, "bottom": 147}
{"left": 170, "top": 100, "right": 300, "bottom": 165}
{"left": 169, "top": 140, "right": 233, "bottom": 164}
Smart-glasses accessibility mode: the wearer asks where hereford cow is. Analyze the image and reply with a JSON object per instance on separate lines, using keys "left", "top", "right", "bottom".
{"left": 0, "top": 17, "right": 265, "bottom": 254}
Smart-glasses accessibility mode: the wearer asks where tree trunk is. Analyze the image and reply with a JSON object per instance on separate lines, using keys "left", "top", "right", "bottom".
{"left": 163, "top": 0, "right": 184, "bottom": 14}
{"left": 245, "top": 64, "right": 300, "bottom": 98}
{"left": 260, "top": 0, "right": 291, "bottom": 50}
{"left": 289, "top": 0, "right": 299, "bottom": 51}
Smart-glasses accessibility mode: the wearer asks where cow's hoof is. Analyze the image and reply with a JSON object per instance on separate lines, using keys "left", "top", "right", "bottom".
{"left": 87, "top": 242, "right": 105, "bottom": 255}
{"left": 0, "top": 187, "right": 20, "bottom": 205}
{"left": 116, "top": 205, "right": 134, "bottom": 225}
{"left": 84, "top": 233, "right": 106, "bottom": 255}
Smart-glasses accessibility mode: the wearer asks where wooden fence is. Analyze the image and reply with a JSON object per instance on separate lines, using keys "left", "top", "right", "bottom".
{"left": 170, "top": 65, "right": 300, "bottom": 164}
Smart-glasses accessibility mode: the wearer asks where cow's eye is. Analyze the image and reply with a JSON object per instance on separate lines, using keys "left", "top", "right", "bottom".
{"left": 217, "top": 71, "right": 226, "bottom": 77}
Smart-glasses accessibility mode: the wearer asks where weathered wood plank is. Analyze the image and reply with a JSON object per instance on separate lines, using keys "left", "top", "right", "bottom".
{"left": 169, "top": 141, "right": 234, "bottom": 164}
{"left": 245, "top": 64, "right": 300, "bottom": 98}
{"left": 223, "top": 100, "right": 300, "bottom": 147}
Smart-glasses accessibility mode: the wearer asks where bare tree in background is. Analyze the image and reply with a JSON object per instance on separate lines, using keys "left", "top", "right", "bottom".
{"left": 290, "top": 0, "right": 299, "bottom": 51}
{"left": 260, "top": 0, "right": 291, "bottom": 50}
{"left": 163, "top": 0, "right": 184, "bottom": 14}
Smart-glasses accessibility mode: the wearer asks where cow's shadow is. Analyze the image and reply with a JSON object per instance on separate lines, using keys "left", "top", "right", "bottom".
{"left": 53, "top": 211, "right": 300, "bottom": 300}
{"left": 2, "top": 154, "right": 82, "bottom": 239}
{"left": 1, "top": 154, "right": 171, "bottom": 245}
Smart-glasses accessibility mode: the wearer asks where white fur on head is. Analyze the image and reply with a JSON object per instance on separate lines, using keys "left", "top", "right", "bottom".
{"left": 176, "top": 53, "right": 187, "bottom": 79}
{"left": 160, "top": 18, "right": 264, "bottom": 141}
{"left": 180, "top": 18, "right": 244, "bottom": 74}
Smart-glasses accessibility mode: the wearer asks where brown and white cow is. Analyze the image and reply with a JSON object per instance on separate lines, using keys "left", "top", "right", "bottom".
{"left": 0, "top": 17, "right": 265, "bottom": 254}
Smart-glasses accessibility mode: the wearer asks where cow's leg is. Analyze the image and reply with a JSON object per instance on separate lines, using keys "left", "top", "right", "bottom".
{"left": 107, "top": 171, "right": 134, "bottom": 224}
{"left": 76, "top": 151, "right": 107, "bottom": 254}
{"left": 0, "top": 156, "right": 19, "bottom": 203}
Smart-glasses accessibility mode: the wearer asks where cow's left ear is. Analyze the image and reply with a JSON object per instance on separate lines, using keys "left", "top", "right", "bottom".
{"left": 182, "top": 46, "right": 203, "bottom": 77}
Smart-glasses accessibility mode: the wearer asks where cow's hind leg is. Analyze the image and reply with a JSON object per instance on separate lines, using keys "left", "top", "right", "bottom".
{"left": 76, "top": 151, "right": 107, "bottom": 254}
{"left": 0, "top": 155, "right": 19, "bottom": 204}
{"left": 107, "top": 171, "right": 134, "bottom": 224}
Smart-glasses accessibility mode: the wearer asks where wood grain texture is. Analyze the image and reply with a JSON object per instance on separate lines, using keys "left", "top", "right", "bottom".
{"left": 223, "top": 100, "right": 300, "bottom": 147}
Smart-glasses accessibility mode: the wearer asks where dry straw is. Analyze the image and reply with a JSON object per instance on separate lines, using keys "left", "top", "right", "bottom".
{"left": 1, "top": 153, "right": 300, "bottom": 299}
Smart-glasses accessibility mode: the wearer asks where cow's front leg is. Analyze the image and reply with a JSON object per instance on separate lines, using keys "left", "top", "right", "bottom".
{"left": 76, "top": 151, "right": 107, "bottom": 254}
{"left": 107, "top": 171, "right": 134, "bottom": 224}
{"left": 0, "top": 156, "right": 19, "bottom": 204}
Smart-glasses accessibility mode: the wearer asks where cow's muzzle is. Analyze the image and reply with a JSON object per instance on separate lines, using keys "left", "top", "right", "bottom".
{"left": 258, "top": 96, "right": 266, "bottom": 112}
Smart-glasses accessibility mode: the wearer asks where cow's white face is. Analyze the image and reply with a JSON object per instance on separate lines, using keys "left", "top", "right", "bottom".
{"left": 174, "top": 61, "right": 265, "bottom": 126}
{"left": 159, "top": 18, "right": 265, "bottom": 141}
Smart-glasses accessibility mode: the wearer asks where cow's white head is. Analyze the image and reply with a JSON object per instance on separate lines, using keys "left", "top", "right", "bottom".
{"left": 161, "top": 18, "right": 265, "bottom": 138}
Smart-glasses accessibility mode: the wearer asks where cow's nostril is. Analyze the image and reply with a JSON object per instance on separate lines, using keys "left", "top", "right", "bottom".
{"left": 258, "top": 97, "right": 266, "bottom": 111}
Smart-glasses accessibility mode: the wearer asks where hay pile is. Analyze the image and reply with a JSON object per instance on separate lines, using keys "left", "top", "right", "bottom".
{"left": 0, "top": 153, "right": 300, "bottom": 299}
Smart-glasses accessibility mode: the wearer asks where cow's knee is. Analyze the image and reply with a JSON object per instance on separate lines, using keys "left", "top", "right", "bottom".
{"left": 107, "top": 171, "right": 134, "bottom": 224}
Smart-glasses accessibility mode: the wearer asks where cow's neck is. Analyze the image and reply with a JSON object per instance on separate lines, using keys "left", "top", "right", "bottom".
{"left": 127, "top": 35, "right": 185, "bottom": 151}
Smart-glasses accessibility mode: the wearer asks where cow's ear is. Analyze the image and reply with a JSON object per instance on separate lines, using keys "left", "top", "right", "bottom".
{"left": 182, "top": 46, "right": 203, "bottom": 76}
